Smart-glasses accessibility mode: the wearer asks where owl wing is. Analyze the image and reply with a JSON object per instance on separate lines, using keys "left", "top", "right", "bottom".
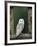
{"left": 16, "top": 23, "right": 24, "bottom": 37}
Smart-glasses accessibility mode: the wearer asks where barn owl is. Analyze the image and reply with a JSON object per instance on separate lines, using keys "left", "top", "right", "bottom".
{"left": 16, "top": 19, "right": 24, "bottom": 37}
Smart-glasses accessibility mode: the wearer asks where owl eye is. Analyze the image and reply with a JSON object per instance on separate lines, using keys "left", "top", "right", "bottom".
{"left": 20, "top": 21, "right": 23, "bottom": 22}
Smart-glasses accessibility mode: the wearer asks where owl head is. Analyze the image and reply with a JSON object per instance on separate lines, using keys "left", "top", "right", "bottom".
{"left": 18, "top": 19, "right": 24, "bottom": 24}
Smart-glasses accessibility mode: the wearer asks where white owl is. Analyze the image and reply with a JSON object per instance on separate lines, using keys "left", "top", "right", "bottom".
{"left": 16, "top": 19, "right": 24, "bottom": 37}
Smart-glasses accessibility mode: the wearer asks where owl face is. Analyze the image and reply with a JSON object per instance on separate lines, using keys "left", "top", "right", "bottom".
{"left": 18, "top": 19, "right": 24, "bottom": 24}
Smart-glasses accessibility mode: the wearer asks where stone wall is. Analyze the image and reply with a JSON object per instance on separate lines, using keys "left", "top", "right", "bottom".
{"left": 28, "top": 8, "right": 32, "bottom": 33}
